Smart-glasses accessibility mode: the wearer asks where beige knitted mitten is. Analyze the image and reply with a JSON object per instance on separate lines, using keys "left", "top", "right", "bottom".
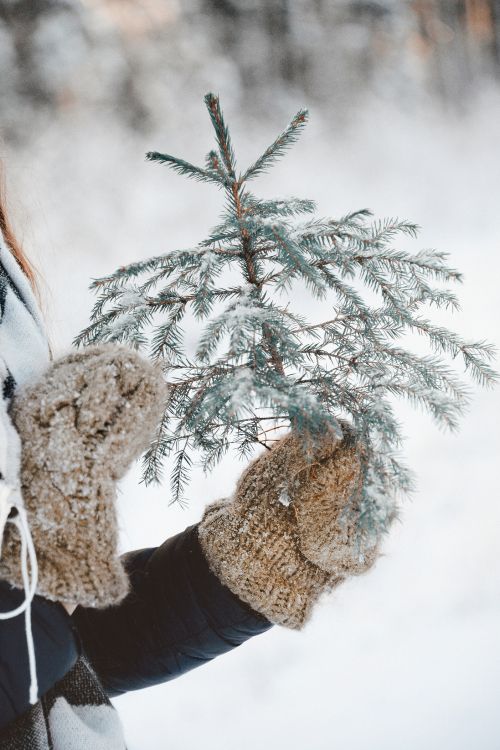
{"left": 0, "top": 344, "right": 167, "bottom": 609}
{"left": 198, "top": 424, "right": 382, "bottom": 629}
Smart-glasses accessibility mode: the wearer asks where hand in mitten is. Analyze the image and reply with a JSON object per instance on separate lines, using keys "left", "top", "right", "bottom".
{"left": 198, "top": 423, "right": 386, "bottom": 629}
{"left": 0, "top": 344, "right": 167, "bottom": 609}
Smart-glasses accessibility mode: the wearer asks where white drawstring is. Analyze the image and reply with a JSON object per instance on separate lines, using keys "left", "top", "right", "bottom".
{"left": 0, "top": 500, "right": 39, "bottom": 706}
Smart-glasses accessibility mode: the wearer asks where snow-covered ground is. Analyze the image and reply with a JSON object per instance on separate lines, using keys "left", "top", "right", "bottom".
{"left": 6, "top": 89, "right": 500, "bottom": 749}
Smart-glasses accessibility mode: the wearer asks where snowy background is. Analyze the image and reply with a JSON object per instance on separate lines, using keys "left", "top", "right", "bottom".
{"left": 1, "top": 2, "right": 499, "bottom": 748}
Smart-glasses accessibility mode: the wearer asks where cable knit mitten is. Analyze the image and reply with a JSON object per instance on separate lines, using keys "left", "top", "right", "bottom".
{"left": 0, "top": 344, "right": 167, "bottom": 609}
{"left": 198, "top": 424, "right": 382, "bottom": 629}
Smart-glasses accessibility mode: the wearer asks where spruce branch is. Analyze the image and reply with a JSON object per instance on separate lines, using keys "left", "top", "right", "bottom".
{"left": 146, "top": 151, "right": 221, "bottom": 186}
{"left": 240, "top": 108, "right": 309, "bottom": 182}
{"left": 75, "top": 92, "right": 499, "bottom": 543}
{"left": 204, "top": 92, "right": 238, "bottom": 181}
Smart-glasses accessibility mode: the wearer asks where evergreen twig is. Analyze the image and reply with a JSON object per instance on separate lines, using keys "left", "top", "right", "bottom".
{"left": 75, "top": 92, "right": 498, "bottom": 541}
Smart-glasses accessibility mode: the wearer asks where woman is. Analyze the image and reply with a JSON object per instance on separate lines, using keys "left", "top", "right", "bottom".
{"left": 0, "top": 177, "right": 381, "bottom": 749}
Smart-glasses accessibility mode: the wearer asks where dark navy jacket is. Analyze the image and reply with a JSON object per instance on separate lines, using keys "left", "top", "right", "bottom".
{"left": 0, "top": 524, "right": 272, "bottom": 732}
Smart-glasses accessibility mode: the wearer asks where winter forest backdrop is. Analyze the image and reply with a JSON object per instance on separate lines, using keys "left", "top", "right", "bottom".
{"left": 1, "top": 2, "right": 499, "bottom": 748}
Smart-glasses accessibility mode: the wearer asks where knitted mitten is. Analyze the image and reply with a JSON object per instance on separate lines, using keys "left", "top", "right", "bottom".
{"left": 198, "top": 423, "right": 383, "bottom": 629}
{"left": 0, "top": 344, "right": 167, "bottom": 608}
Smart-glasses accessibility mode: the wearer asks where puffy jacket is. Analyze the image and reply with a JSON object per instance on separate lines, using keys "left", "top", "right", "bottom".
{"left": 0, "top": 523, "right": 272, "bottom": 744}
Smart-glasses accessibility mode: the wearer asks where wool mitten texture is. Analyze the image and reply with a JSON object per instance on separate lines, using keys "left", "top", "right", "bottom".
{"left": 0, "top": 344, "right": 168, "bottom": 609}
{"left": 198, "top": 424, "right": 381, "bottom": 629}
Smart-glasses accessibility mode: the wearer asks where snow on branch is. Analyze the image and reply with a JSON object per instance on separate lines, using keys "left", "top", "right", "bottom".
{"left": 75, "top": 92, "right": 498, "bottom": 542}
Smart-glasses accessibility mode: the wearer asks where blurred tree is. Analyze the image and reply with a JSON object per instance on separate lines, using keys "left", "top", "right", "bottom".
{"left": 411, "top": 0, "right": 500, "bottom": 100}
{"left": 2, "top": 0, "right": 500, "bottom": 144}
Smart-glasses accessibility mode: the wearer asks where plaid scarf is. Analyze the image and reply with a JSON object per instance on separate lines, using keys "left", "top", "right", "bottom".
{"left": 0, "top": 230, "right": 50, "bottom": 489}
{"left": 0, "top": 656, "right": 126, "bottom": 750}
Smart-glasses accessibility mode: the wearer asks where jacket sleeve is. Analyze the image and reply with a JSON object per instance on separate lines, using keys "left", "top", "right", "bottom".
{"left": 71, "top": 524, "right": 273, "bottom": 698}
